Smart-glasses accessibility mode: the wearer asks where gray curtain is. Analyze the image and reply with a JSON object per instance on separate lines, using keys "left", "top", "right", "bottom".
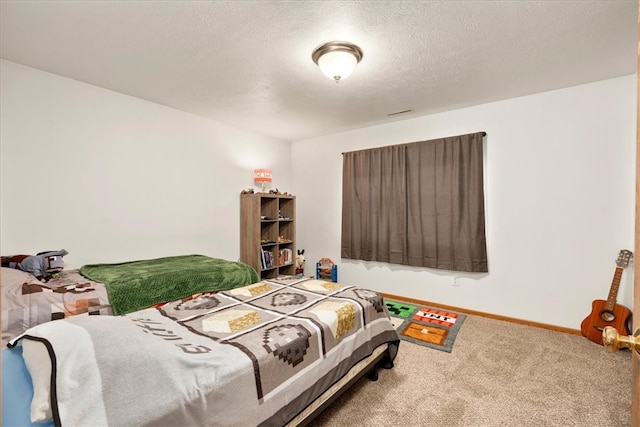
{"left": 341, "top": 132, "right": 487, "bottom": 272}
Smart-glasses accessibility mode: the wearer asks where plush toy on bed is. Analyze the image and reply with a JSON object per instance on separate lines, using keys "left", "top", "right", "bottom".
{"left": 1, "top": 249, "right": 69, "bottom": 282}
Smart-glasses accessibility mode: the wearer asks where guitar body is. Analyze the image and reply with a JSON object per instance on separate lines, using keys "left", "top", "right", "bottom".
{"left": 580, "top": 299, "right": 631, "bottom": 345}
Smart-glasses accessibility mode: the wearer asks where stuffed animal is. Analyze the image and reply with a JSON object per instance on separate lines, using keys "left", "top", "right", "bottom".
{"left": 295, "top": 249, "right": 305, "bottom": 276}
{"left": 1, "top": 249, "right": 69, "bottom": 282}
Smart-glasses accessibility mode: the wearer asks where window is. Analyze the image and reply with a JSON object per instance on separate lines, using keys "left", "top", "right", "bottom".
{"left": 341, "top": 132, "right": 487, "bottom": 272}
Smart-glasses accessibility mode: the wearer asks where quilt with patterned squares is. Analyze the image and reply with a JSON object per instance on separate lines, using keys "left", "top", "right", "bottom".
{"left": 9, "top": 277, "right": 399, "bottom": 427}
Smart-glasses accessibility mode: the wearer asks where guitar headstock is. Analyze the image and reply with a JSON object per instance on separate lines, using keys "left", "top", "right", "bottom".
{"left": 616, "top": 250, "right": 633, "bottom": 268}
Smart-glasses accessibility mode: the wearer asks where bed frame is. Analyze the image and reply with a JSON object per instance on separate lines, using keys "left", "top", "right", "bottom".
{"left": 288, "top": 343, "right": 391, "bottom": 426}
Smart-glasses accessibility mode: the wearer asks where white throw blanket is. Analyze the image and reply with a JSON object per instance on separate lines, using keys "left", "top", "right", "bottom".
{"left": 11, "top": 310, "right": 258, "bottom": 427}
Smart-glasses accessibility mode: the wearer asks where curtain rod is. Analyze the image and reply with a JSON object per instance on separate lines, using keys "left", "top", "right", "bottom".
{"left": 341, "top": 131, "right": 487, "bottom": 155}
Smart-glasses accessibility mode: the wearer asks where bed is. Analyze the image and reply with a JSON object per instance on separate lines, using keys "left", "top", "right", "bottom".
{"left": 2, "top": 260, "right": 400, "bottom": 426}
{"left": 2, "top": 255, "right": 260, "bottom": 345}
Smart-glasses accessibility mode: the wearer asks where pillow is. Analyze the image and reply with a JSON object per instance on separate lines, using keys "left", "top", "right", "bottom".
{"left": 1, "top": 267, "right": 49, "bottom": 289}
{"left": 22, "top": 339, "right": 54, "bottom": 423}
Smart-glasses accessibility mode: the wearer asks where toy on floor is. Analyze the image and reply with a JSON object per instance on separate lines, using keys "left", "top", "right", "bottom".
{"left": 1, "top": 249, "right": 69, "bottom": 282}
{"left": 316, "top": 257, "right": 338, "bottom": 282}
{"left": 295, "top": 249, "right": 305, "bottom": 277}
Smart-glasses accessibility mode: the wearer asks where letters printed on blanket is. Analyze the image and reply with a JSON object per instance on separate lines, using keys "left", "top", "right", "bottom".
{"left": 10, "top": 278, "right": 399, "bottom": 427}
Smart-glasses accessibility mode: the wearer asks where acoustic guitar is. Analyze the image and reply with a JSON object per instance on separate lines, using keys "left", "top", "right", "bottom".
{"left": 580, "top": 249, "right": 633, "bottom": 345}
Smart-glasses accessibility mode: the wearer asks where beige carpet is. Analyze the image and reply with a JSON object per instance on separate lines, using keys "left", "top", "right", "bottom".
{"left": 311, "top": 314, "right": 632, "bottom": 427}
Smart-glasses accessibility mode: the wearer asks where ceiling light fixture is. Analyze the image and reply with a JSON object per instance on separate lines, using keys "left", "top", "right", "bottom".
{"left": 312, "top": 41, "right": 363, "bottom": 83}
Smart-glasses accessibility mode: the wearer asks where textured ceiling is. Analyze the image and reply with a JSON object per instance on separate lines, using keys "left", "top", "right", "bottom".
{"left": 1, "top": 1, "right": 637, "bottom": 141}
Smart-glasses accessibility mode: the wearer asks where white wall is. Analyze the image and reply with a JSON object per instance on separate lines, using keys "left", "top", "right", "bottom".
{"left": 0, "top": 60, "right": 292, "bottom": 269}
{"left": 292, "top": 75, "right": 636, "bottom": 330}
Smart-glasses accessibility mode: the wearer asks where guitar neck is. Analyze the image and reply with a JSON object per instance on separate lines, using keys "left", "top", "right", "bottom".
{"left": 604, "top": 266, "right": 623, "bottom": 311}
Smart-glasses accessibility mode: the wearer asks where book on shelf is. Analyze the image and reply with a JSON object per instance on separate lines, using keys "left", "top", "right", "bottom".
{"left": 260, "top": 249, "right": 274, "bottom": 270}
{"left": 278, "top": 248, "right": 293, "bottom": 266}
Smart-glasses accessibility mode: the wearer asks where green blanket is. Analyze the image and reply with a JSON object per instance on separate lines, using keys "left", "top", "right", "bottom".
{"left": 80, "top": 255, "right": 259, "bottom": 315}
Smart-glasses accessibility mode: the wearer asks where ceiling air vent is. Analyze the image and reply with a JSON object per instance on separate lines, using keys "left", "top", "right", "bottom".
{"left": 387, "top": 109, "right": 414, "bottom": 117}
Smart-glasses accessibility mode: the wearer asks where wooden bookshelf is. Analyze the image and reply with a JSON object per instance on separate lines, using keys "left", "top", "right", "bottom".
{"left": 240, "top": 193, "right": 296, "bottom": 280}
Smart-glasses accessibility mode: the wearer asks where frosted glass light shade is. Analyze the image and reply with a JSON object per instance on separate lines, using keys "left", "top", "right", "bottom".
{"left": 312, "top": 41, "right": 363, "bottom": 83}
{"left": 317, "top": 50, "right": 358, "bottom": 82}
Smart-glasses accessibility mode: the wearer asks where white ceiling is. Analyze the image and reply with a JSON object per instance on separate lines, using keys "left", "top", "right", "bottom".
{"left": 1, "top": 1, "right": 637, "bottom": 141}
